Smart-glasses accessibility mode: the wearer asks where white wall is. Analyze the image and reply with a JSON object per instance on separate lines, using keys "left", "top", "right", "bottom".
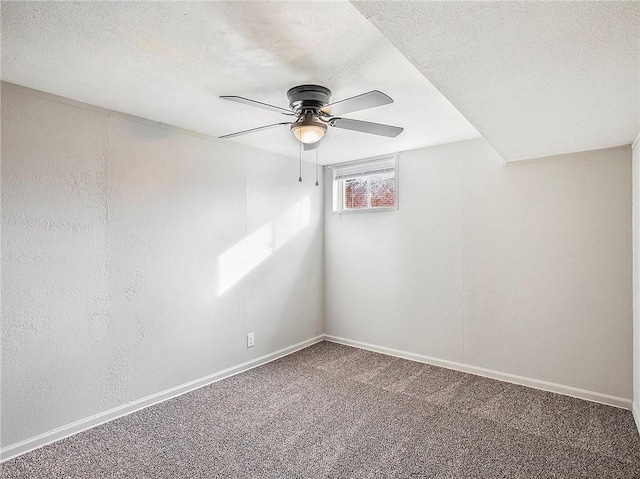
{"left": 325, "top": 138, "right": 632, "bottom": 402}
{"left": 1, "top": 82, "right": 323, "bottom": 448}
{"left": 633, "top": 135, "right": 640, "bottom": 427}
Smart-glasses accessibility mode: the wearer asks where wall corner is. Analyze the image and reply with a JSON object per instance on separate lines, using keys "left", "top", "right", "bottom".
{"left": 633, "top": 134, "right": 640, "bottom": 435}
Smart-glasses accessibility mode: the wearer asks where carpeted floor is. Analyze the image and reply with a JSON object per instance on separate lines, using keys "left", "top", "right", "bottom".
{"left": 2, "top": 341, "right": 640, "bottom": 478}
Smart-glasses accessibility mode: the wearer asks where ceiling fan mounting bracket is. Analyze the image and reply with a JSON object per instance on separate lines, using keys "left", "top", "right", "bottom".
{"left": 287, "top": 84, "right": 332, "bottom": 115}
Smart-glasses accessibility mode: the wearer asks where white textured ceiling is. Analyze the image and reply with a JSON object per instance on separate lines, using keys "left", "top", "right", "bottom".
{"left": 353, "top": 1, "right": 640, "bottom": 162}
{"left": 0, "top": 1, "right": 479, "bottom": 165}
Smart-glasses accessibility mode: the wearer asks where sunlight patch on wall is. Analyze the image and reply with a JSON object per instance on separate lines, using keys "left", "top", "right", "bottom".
{"left": 217, "top": 195, "right": 311, "bottom": 295}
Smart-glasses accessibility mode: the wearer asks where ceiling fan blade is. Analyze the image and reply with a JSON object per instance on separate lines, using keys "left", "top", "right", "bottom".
{"left": 220, "top": 96, "right": 294, "bottom": 115}
{"left": 219, "top": 122, "right": 292, "bottom": 139}
{"left": 330, "top": 118, "right": 403, "bottom": 138}
{"left": 304, "top": 142, "right": 320, "bottom": 151}
{"left": 322, "top": 90, "right": 393, "bottom": 116}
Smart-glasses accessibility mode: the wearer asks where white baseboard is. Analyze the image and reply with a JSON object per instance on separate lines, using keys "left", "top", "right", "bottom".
{"left": 3, "top": 333, "right": 632, "bottom": 463}
{"left": 324, "top": 335, "right": 632, "bottom": 410}
{"left": 633, "top": 401, "right": 640, "bottom": 436}
{"left": 0, "top": 335, "right": 324, "bottom": 463}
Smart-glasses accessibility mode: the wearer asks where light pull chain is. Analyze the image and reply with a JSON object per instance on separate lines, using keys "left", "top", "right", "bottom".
{"left": 298, "top": 141, "right": 303, "bottom": 182}
{"left": 315, "top": 149, "right": 319, "bottom": 186}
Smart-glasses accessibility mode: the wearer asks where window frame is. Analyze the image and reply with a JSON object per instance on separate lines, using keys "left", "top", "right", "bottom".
{"left": 332, "top": 154, "right": 399, "bottom": 214}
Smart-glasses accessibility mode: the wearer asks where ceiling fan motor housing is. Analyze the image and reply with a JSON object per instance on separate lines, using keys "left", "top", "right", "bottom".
{"left": 287, "top": 85, "right": 332, "bottom": 114}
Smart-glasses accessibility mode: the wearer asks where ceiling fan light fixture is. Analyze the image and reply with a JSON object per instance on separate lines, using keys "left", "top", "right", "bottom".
{"left": 291, "top": 115, "right": 327, "bottom": 144}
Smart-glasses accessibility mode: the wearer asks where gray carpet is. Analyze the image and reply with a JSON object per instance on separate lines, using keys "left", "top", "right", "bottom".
{"left": 2, "top": 341, "right": 640, "bottom": 478}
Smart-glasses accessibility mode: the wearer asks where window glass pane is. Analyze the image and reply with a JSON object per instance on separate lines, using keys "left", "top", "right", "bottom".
{"left": 332, "top": 155, "right": 397, "bottom": 213}
{"left": 370, "top": 173, "right": 395, "bottom": 208}
{"left": 343, "top": 178, "right": 369, "bottom": 210}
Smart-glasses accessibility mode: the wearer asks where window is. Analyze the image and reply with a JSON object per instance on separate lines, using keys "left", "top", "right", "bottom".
{"left": 332, "top": 156, "right": 397, "bottom": 212}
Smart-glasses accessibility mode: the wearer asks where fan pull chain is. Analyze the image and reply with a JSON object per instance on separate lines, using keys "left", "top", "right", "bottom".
{"left": 315, "top": 149, "right": 319, "bottom": 186}
{"left": 298, "top": 141, "right": 303, "bottom": 182}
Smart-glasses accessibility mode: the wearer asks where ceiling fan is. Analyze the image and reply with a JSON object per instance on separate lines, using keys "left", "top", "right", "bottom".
{"left": 218, "top": 85, "right": 403, "bottom": 149}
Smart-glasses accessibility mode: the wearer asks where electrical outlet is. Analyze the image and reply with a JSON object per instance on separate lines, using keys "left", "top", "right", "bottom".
{"left": 247, "top": 333, "right": 254, "bottom": 348}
